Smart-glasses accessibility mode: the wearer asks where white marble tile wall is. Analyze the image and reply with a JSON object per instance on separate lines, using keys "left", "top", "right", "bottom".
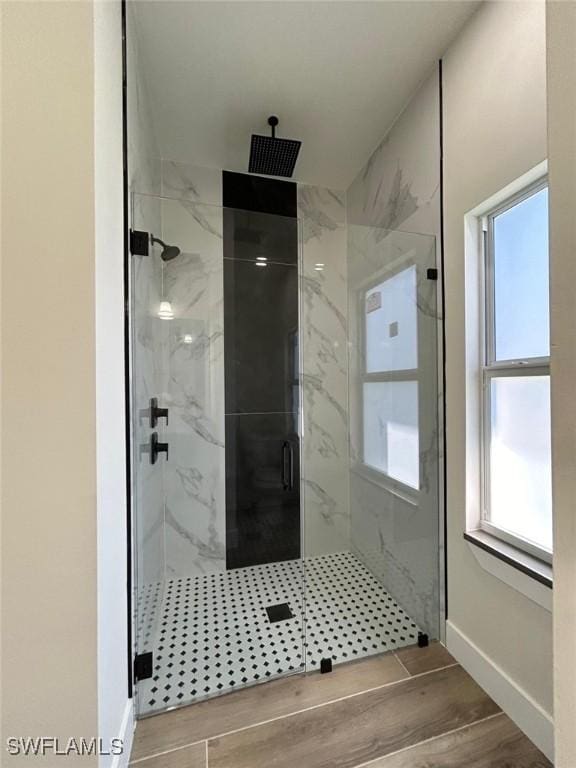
{"left": 160, "top": 164, "right": 226, "bottom": 578}
{"left": 345, "top": 67, "right": 442, "bottom": 638}
{"left": 347, "top": 69, "right": 441, "bottom": 238}
{"left": 298, "top": 185, "right": 350, "bottom": 557}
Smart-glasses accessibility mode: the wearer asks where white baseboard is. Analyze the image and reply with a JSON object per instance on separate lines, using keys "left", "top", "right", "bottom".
{"left": 110, "top": 700, "right": 135, "bottom": 768}
{"left": 446, "top": 620, "right": 554, "bottom": 762}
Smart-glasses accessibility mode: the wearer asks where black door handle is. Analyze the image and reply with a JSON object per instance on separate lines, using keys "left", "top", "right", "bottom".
{"left": 282, "top": 441, "right": 290, "bottom": 490}
{"left": 288, "top": 441, "right": 294, "bottom": 491}
{"left": 282, "top": 440, "right": 294, "bottom": 491}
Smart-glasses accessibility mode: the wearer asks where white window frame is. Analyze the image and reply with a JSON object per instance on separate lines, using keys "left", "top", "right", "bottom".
{"left": 357, "top": 258, "right": 420, "bottom": 504}
{"left": 480, "top": 177, "right": 552, "bottom": 564}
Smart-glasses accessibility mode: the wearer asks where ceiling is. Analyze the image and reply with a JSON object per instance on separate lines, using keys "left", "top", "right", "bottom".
{"left": 133, "top": 1, "right": 479, "bottom": 189}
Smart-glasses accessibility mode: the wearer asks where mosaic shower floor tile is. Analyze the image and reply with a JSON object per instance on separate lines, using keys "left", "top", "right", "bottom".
{"left": 136, "top": 551, "right": 420, "bottom": 715}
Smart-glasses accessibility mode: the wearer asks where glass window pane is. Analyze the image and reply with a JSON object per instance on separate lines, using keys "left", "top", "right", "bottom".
{"left": 489, "top": 375, "right": 552, "bottom": 551}
{"left": 365, "top": 265, "right": 417, "bottom": 373}
{"left": 493, "top": 187, "right": 549, "bottom": 361}
{"left": 363, "top": 381, "right": 419, "bottom": 489}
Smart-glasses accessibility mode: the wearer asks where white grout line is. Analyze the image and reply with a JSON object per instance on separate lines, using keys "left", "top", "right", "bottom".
{"left": 131, "top": 661, "right": 460, "bottom": 763}
{"left": 392, "top": 652, "right": 411, "bottom": 678}
{"left": 350, "top": 712, "right": 505, "bottom": 768}
{"left": 130, "top": 740, "right": 209, "bottom": 767}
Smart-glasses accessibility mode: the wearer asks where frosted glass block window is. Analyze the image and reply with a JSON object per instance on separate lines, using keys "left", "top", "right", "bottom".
{"left": 482, "top": 179, "right": 552, "bottom": 559}
{"left": 363, "top": 382, "right": 419, "bottom": 489}
{"left": 365, "top": 266, "right": 417, "bottom": 373}
{"left": 489, "top": 377, "right": 552, "bottom": 551}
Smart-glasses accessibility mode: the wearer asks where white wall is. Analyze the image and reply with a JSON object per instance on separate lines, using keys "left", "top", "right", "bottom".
{"left": 2, "top": 1, "right": 129, "bottom": 764}
{"left": 94, "top": 1, "right": 132, "bottom": 765}
{"left": 547, "top": 1, "right": 576, "bottom": 764}
{"left": 1, "top": 2, "right": 99, "bottom": 763}
{"left": 442, "top": 0, "right": 552, "bottom": 755}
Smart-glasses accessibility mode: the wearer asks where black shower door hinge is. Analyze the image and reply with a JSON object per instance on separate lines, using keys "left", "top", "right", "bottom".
{"left": 134, "top": 651, "right": 153, "bottom": 681}
{"left": 426, "top": 268, "right": 438, "bottom": 281}
{"left": 130, "top": 229, "right": 150, "bottom": 257}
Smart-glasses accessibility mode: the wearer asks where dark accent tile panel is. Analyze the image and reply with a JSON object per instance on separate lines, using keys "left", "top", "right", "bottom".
{"left": 223, "top": 170, "right": 297, "bottom": 218}
{"left": 226, "top": 413, "right": 300, "bottom": 569}
{"left": 224, "top": 257, "right": 298, "bottom": 414}
{"left": 223, "top": 207, "right": 298, "bottom": 266}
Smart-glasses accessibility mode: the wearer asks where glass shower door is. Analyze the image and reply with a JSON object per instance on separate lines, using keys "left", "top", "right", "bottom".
{"left": 131, "top": 193, "right": 306, "bottom": 717}
{"left": 347, "top": 225, "right": 440, "bottom": 644}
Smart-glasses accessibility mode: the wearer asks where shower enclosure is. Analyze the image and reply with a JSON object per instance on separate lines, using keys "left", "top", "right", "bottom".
{"left": 130, "top": 184, "right": 440, "bottom": 718}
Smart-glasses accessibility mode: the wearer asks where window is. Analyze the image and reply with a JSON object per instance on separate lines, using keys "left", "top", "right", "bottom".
{"left": 361, "top": 265, "right": 419, "bottom": 491}
{"left": 482, "top": 180, "right": 552, "bottom": 560}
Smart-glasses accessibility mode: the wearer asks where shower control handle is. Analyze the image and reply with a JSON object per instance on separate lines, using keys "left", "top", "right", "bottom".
{"left": 140, "top": 397, "right": 169, "bottom": 428}
{"left": 150, "top": 432, "right": 169, "bottom": 465}
{"left": 150, "top": 397, "right": 169, "bottom": 428}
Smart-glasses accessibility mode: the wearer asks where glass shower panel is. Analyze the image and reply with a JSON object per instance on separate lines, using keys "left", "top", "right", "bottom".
{"left": 131, "top": 194, "right": 305, "bottom": 717}
{"left": 348, "top": 225, "right": 440, "bottom": 644}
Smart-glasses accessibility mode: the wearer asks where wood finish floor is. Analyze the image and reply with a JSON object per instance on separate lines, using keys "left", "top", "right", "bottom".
{"left": 130, "top": 643, "right": 551, "bottom": 768}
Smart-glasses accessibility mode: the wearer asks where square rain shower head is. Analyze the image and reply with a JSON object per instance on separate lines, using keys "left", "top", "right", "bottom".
{"left": 248, "top": 133, "right": 302, "bottom": 178}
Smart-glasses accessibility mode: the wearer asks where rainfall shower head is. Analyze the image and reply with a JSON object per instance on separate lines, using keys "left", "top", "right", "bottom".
{"left": 248, "top": 116, "right": 301, "bottom": 178}
{"left": 151, "top": 235, "right": 181, "bottom": 262}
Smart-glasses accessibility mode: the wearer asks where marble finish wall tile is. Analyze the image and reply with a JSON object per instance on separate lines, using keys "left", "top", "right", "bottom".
{"left": 161, "top": 160, "right": 222, "bottom": 206}
{"left": 160, "top": 192, "right": 225, "bottom": 578}
{"left": 347, "top": 68, "right": 440, "bottom": 237}
{"left": 299, "top": 185, "right": 350, "bottom": 557}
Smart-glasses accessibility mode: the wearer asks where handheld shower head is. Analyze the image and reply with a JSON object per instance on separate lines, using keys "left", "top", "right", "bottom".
{"left": 151, "top": 235, "right": 181, "bottom": 262}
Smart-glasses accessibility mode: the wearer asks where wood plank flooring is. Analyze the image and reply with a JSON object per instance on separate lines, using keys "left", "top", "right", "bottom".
{"left": 131, "top": 652, "right": 408, "bottom": 761}
{"left": 367, "top": 714, "right": 551, "bottom": 768}
{"left": 130, "top": 643, "right": 551, "bottom": 768}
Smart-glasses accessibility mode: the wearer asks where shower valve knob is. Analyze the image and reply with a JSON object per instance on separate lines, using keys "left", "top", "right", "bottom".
{"left": 150, "top": 432, "right": 168, "bottom": 465}
{"left": 140, "top": 432, "right": 168, "bottom": 465}
{"left": 140, "top": 397, "right": 169, "bottom": 428}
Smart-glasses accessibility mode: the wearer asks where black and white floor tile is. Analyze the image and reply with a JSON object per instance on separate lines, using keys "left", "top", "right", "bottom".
{"left": 136, "top": 552, "right": 421, "bottom": 715}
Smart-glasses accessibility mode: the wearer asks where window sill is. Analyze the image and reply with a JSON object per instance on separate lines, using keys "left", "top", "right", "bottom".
{"left": 351, "top": 463, "right": 418, "bottom": 506}
{"left": 464, "top": 529, "right": 552, "bottom": 611}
